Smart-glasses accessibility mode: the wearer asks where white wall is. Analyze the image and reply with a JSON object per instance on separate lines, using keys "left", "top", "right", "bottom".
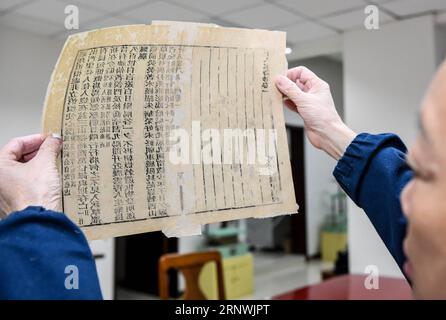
{"left": 285, "top": 57, "right": 344, "bottom": 257}
{"left": 343, "top": 15, "right": 438, "bottom": 277}
{"left": 0, "top": 27, "right": 115, "bottom": 299}
{"left": 0, "top": 27, "right": 62, "bottom": 142}
{"left": 89, "top": 239, "right": 115, "bottom": 299}
{"left": 436, "top": 25, "right": 446, "bottom": 64}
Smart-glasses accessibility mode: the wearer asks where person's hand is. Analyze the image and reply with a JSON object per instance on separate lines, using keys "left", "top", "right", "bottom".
{"left": 0, "top": 134, "right": 62, "bottom": 217}
{"left": 275, "top": 66, "right": 357, "bottom": 160}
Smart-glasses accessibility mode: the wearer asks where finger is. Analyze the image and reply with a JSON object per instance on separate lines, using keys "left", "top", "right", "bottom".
{"left": 287, "top": 66, "right": 321, "bottom": 89}
{"left": 284, "top": 98, "right": 297, "bottom": 112}
{"left": 287, "top": 67, "right": 304, "bottom": 82}
{"left": 287, "top": 66, "right": 319, "bottom": 83}
{"left": 22, "top": 150, "right": 39, "bottom": 163}
{"left": 286, "top": 71, "right": 307, "bottom": 92}
{"left": 275, "top": 75, "right": 307, "bottom": 106}
{"left": 33, "top": 133, "right": 63, "bottom": 163}
{"left": 295, "top": 79, "right": 306, "bottom": 91}
{"left": 0, "top": 134, "right": 45, "bottom": 161}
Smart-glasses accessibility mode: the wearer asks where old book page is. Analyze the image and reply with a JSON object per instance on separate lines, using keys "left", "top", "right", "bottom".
{"left": 42, "top": 22, "right": 298, "bottom": 240}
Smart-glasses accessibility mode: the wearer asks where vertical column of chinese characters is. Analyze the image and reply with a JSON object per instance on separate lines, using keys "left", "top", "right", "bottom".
{"left": 167, "top": 46, "right": 185, "bottom": 210}
{"left": 97, "top": 48, "right": 111, "bottom": 168}
{"left": 108, "top": 46, "right": 123, "bottom": 222}
{"left": 121, "top": 45, "right": 136, "bottom": 221}
{"left": 96, "top": 48, "right": 112, "bottom": 222}
{"left": 156, "top": 45, "right": 167, "bottom": 217}
{"left": 143, "top": 45, "right": 162, "bottom": 217}
{"left": 63, "top": 51, "right": 85, "bottom": 224}
{"left": 262, "top": 51, "right": 281, "bottom": 203}
{"left": 86, "top": 48, "right": 102, "bottom": 225}
{"left": 97, "top": 47, "right": 112, "bottom": 224}
{"left": 76, "top": 51, "right": 90, "bottom": 225}
{"left": 158, "top": 45, "right": 176, "bottom": 216}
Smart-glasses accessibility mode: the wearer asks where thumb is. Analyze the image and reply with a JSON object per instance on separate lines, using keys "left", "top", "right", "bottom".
{"left": 34, "top": 133, "right": 62, "bottom": 163}
{"left": 275, "top": 75, "right": 307, "bottom": 106}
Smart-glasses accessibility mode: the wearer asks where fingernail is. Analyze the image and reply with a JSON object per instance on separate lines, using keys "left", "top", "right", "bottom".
{"left": 51, "top": 133, "right": 62, "bottom": 140}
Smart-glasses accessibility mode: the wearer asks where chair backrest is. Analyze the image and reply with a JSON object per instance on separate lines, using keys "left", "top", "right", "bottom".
{"left": 159, "top": 250, "right": 226, "bottom": 300}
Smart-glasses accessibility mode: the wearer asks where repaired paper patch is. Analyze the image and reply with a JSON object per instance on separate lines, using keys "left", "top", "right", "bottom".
{"left": 41, "top": 21, "right": 298, "bottom": 239}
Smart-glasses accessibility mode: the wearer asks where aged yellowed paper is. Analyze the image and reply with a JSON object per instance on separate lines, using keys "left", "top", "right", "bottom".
{"left": 42, "top": 22, "right": 298, "bottom": 240}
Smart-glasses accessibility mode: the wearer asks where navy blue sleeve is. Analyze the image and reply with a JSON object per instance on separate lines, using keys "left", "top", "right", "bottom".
{"left": 333, "top": 133, "right": 413, "bottom": 271}
{"left": 0, "top": 206, "right": 103, "bottom": 300}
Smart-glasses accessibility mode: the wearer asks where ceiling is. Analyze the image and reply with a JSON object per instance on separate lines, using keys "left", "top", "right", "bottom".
{"left": 1, "top": 0, "right": 446, "bottom": 49}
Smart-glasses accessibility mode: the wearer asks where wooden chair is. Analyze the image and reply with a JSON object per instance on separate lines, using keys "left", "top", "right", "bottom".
{"left": 159, "top": 251, "right": 226, "bottom": 300}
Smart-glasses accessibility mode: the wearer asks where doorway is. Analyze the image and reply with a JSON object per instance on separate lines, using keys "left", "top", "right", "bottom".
{"left": 287, "top": 125, "right": 307, "bottom": 255}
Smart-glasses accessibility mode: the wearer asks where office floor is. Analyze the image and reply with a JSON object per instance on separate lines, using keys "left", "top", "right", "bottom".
{"left": 116, "top": 252, "right": 332, "bottom": 300}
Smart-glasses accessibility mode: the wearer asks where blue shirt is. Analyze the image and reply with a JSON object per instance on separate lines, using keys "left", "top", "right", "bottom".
{"left": 333, "top": 133, "right": 413, "bottom": 272}
{"left": 0, "top": 206, "right": 102, "bottom": 299}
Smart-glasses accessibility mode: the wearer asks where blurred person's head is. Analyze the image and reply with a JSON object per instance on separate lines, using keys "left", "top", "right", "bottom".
{"left": 401, "top": 59, "right": 446, "bottom": 299}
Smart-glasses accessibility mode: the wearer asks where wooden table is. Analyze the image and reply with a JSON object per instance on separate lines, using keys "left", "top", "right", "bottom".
{"left": 272, "top": 274, "right": 413, "bottom": 300}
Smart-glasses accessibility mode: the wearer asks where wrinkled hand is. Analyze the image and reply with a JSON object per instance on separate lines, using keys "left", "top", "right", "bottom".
{"left": 0, "top": 134, "right": 62, "bottom": 217}
{"left": 275, "top": 66, "right": 356, "bottom": 160}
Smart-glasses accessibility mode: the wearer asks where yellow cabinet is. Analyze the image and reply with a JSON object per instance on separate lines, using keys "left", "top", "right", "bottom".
{"left": 321, "top": 231, "right": 347, "bottom": 262}
{"left": 199, "top": 253, "right": 253, "bottom": 299}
